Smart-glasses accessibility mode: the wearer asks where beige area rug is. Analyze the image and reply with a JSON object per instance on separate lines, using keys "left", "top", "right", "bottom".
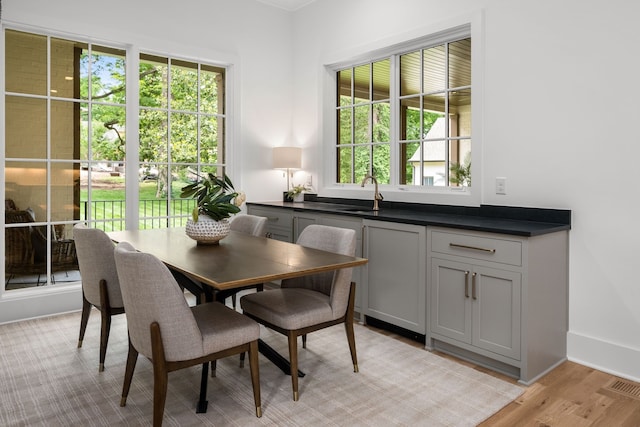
{"left": 0, "top": 310, "right": 523, "bottom": 426}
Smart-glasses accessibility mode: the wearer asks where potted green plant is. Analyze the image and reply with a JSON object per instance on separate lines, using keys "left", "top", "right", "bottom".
{"left": 180, "top": 173, "right": 245, "bottom": 244}
{"left": 286, "top": 184, "right": 311, "bottom": 202}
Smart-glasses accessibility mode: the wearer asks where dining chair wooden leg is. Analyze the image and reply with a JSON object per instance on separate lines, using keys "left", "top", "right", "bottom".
{"left": 120, "top": 338, "right": 138, "bottom": 407}
{"left": 98, "top": 279, "right": 112, "bottom": 372}
{"left": 345, "top": 320, "right": 359, "bottom": 373}
{"left": 248, "top": 340, "right": 262, "bottom": 417}
{"left": 210, "top": 360, "right": 217, "bottom": 377}
{"left": 150, "top": 322, "right": 168, "bottom": 427}
{"left": 302, "top": 334, "right": 307, "bottom": 349}
{"left": 287, "top": 331, "right": 299, "bottom": 401}
{"left": 77, "top": 294, "right": 92, "bottom": 348}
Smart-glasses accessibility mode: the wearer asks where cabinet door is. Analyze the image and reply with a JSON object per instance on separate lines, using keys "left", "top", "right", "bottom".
{"left": 472, "top": 266, "right": 521, "bottom": 359}
{"left": 363, "top": 220, "right": 426, "bottom": 333}
{"left": 430, "top": 257, "right": 473, "bottom": 344}
{"left": 293, "top": 213, "right": 318, "bottom": 241}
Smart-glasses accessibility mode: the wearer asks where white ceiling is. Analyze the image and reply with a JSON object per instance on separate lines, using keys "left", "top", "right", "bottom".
{"left": 256, "top": 0, "right": 316, "bottom": 11}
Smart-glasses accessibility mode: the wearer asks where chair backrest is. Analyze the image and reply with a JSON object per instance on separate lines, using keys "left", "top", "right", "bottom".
{"left": 282, "top": 225, "right": 356, "bottom": 318}
{"left": 73, "top": 224, "right": 123, "bottom": 308}
{"left": 230, "top": 214, "right": 268, "bottom": 237}
{"left": 114, "top": 242, "right": 204, "bottom": 361}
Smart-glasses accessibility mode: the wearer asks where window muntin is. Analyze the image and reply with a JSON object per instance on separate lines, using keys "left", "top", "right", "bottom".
{"left": 336, "top": 36, "right": 471, "bottom": 189}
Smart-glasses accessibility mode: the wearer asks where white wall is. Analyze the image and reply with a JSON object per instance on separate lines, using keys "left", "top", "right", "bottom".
{"left": 291, "top": 0, "right": 640, "bottom": 381}
{"left": 3, "top": 0, "right": 640, "bottom": 382}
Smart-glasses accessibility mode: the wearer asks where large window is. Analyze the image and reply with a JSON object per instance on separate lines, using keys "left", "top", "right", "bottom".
{"left": 3, "top": 28, "right": 228, "bottom": 290}
{"left": 336, "top": 35, "right": 471, "bottom": 189}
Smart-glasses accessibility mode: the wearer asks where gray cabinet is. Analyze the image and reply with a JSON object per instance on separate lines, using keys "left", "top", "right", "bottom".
{"left": 362, "top": 220, "right": 426, "bottom": 334}
{"left": 427, "top": 227, "right": 568, "bottom": 384}
{"left": 430, "top": 258, "right": 521, "bottom": 360}
{"left": 246, "top": 206, "right": 292, "bottom": 242}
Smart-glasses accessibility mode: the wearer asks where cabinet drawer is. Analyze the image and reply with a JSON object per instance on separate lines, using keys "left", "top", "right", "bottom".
{"left": 430, "top": 230, "right": 522, "bottom": 266}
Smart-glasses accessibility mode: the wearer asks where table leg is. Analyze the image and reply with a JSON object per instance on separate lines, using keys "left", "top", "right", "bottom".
{"left": 258, "top": 339, "right": 305, "bottom": 377}
{"left": 196, "top": 362, "right": 209, "bottom": 413}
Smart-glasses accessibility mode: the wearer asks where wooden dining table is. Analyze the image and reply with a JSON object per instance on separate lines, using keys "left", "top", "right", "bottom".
{"left": 108, "top": 227, "right": 368, "bottom": 412}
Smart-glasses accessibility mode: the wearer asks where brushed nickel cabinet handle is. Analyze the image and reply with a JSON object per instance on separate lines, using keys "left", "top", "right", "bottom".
{"left": 450, "top": 243, "right": 496, "bottom": 254}
{"left": 267, "top": 216, "right": 279, "bottom": 222}
{"left": 464, "top": 271, "right": 470, "bottom": 298}
{"left": 471, "top": 272, "right": 477, "bottom": 300}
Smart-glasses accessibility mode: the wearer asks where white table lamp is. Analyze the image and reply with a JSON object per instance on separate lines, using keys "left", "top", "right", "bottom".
{"left": 273, "top": 147, "right": 302, "bottom": 190}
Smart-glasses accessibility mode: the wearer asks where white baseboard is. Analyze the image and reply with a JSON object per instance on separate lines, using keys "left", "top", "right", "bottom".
{"left": 0, "top": 285, "right": 82, "bottom": 325}
{"left": 567, "top": 331, "right": 640, "bottom": 383}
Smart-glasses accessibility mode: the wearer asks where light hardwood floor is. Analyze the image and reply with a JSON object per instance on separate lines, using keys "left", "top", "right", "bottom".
{"left": 364, "top": 323, "right": 640, "bottom": 427}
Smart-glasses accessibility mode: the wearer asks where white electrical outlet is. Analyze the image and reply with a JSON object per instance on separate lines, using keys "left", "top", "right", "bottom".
{"left": 496, "top": 177, "right": 507, "bottom": 195}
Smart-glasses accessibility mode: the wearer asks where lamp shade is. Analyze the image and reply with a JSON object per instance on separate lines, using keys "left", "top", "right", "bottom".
{"left": 272, "top": 147, "right": 302, "bottom": 170}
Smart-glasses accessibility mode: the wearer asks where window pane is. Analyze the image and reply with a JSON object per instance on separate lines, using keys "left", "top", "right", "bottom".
{"left": 90, "top": 105, "right": 126, "bottom": 162}
{"left": 353, "top": 64, "right": 370, "bottom": 100}
{"left": 90, "top": 45, "right": 126, "bottom": 103}
{"left": 5, "top": 96, "right": 47, "bottom": 158}
{"left": 51, "top": 100, "right": 80, "bottom": 160}
{"left": 425, "top": 139, "right": 446, "bottom": 186}
{"left": 338, "top": 108, "right": 352, "bottom": 144}
{"left": 337, "top": 146, "right": 353, "bottom": 183}
{"left": 139, "top": 109, "right": 168, "bottom": 162}
{"left": 449, "top": 38, "right": 471, "bottom": 88}
{"left": 51, "top": 37, "right": 78, "bottom": 99}
{"left": 400, "top": 142, "right": 420, "bottom": 185}
{"left": 450, "top": 89, "right": 471, "bottom": 137}
{"left": 82, "top": 168, "right": 125, "bottom": 231}
{"left": 372, "top": 59, "right": 390, "bottom": 101}
{"left": 400, "top": 50, "right": 420, "bottom": 96}
{"left": 6, "top": 160, "right": 47, "bottom": 218}
{"left": 51, "top": 162, "right": 80, "bottom": 221}
{"left": 400, "top": 98, "right": 421, "bottom": 141}
{"left": 373, "top": 103, "right": 390, "bottom": 142}
{"left": 423, "top": 92, "right": 445, "bottom": 113}
{"left": 372, "top": 143, "right": 390, "bottom": 184}
{"left": 171, "top": 112, "right": 197, "bottom": 163}
{"left": 423, "top": 44, "right": 445, "bottom": 93}
{"left": 200, "top": 65, "right": 224, "bottom": 114}
{"left": 354, "top": 145, "right": 370, "bottom": 183}
{"left": 200, "top": 115, "right": 219, "bottom": 164}
{"left": 170, "top": 59, "right": 198, "bottom": 111}
{"left": 338, "top": 68, "right": 352, "bottom": 99}
{"left": 424, "top": 111, "right": 446, "bottom": 139}
{"left": 140, "top": 55, "right": 168, "bottom": 108}
{"left": 5, "top": 30, "right": 47, "bottom": 96}
{"left": 449, "top": 139, "right": 471, "bottom": 187}
{"left": 354, "top": 104, "right": 370, "bottom": 144}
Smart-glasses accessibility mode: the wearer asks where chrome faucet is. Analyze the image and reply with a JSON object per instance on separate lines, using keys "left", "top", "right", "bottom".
{"left": 361, "top": 175, "right": 383, "bottom": 211}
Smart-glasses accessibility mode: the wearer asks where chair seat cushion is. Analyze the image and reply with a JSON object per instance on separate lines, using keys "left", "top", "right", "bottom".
{"left": 240, "top": 288, "right": 334, "bottom": 330}
{"left": 191, "top": 302, "right": 260, "bottom": 355}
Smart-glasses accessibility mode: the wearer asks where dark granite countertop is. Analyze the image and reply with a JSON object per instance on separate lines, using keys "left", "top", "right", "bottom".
{"left": 247, "top": 196, "right": 571, "bottom": 237}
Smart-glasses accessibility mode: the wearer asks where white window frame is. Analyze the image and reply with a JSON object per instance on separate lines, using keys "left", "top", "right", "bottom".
{"left": 319, "top": 12, "right": 484, "bottom": 207}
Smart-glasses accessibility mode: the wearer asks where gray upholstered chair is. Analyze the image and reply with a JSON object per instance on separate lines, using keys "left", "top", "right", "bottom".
{"left": 73, "top": 223, "right": 124, "bottom": 372}
{"left": 240, "top": 224, "right": 358, "bottom": 401}
{"left": 230, "top": 214, "right": 267, "bottom": 237}
{"left": 114, "top": 242, "right": 262, "bottom": 426}
{"left": 217, "top": 214, "right": 268, "bottom": 308}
